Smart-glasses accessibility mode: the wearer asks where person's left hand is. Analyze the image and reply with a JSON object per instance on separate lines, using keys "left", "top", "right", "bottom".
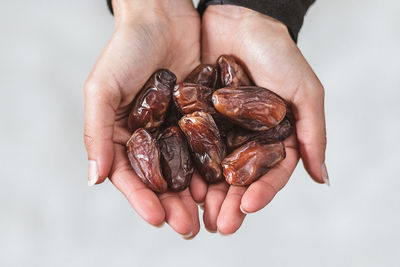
{"left": 191, "top": 5, "right": 328, "bottom": 235}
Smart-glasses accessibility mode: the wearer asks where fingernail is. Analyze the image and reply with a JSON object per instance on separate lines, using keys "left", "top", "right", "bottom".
{"left": 321, "top": 163, "right": 330, "bottom": 186}
{"left": 206, "top": 228, "right": 217, "bottom": 234}
{"left": 217, "top": 230, "right": 231, "bottom": 236}
{"left": 239, "top": 205, "right": 248, "bottom": 214}
{"left": 196, "top": 201, "right": 205, "bottom": 210}
{"left": 181, "top": 231, "right": 193, "bottom": 240}
{"left": 154, "top": 222, "right": 165, "bottom": 228}
{"left": 88, "top": 160, "right": 98, "bottom": 187}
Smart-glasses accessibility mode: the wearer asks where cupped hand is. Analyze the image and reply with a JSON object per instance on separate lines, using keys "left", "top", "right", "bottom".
{"left": 83, "top": 0, "right": 204, "bottom": 239}
{"left": 195, "top": 5, "right": 328, "bottom": 234}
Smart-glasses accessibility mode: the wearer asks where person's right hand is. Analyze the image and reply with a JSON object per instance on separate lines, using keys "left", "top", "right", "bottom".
{"left": 84, "top": 0, "right": 204, "bottom": 239}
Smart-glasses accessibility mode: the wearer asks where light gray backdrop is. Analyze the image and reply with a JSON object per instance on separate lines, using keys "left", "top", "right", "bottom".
{"left": 1, "top": 0, "right": 399, "bottom": 266}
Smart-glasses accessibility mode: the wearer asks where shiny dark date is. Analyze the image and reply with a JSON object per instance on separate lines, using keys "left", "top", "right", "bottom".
{"left": 212, "top": 86, "right": 287, "bottom": 131}
{"left": 178, "top": 111, "right": 226, "bottom": 183}
{"left": 185, "top": 64, "right": 219, "bottom": 89}
{"left": 226, "top": 106, "right": 295, "bottom": 149}
{"left": 222, "top": 141, "right": 286, "bottom": 186}
{"left": 173, "top": 82, "right": 216, "bottom": 115}
{"left": 158, "top": 126, "right": 194, "bottom": 191}
{"left": 128, "top": 69, "right": 176, "bottom": 133}
{"left": 126, "top": 128, "right": 167, "bottom": 193}
{"left": 217, "top": 55, "right": 252, "bottom": 87}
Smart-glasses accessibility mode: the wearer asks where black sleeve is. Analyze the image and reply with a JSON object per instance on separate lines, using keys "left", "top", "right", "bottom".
{"left": 197, "top": 0, "right": 315, "bottom": 42}
{"left": 107, "top": 0, "right": 114, "bottom": 15}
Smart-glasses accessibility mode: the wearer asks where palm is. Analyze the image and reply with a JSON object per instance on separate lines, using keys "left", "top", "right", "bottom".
{"left": 85, "top": 9, "right": 202, "bottom": 237}
{"left": 196, "top": 5, "right": 325, "bottom": 234}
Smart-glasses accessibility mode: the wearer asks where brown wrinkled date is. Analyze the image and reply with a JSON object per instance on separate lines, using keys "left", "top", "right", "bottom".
{"left": 226, "top": 105, "right": 296, "bottom": 149}
{"left": 222, "top": 141, "right": 286, "bottom": 186}
{"left": 128, "top": 69, "right": 176, "bottom": 133}
{"left": 217, "top": 55, "right": 252, "bottom": 87}
{"left": 173, "top": 82, "right": 233, "bottom": 138}
{"left": 158, "top": 126, "right": 194, "bottom": 192}
{"left": 126, "top": 128, "right": 168, "bottom": 193}
{"left": 125, "top": 56, "right": 295, "bottom": 193}
{"left": 185, "top": 64, "right": 219, "bottom": 89}
{"left": 173, "top": 83, "right": 216, "bottom": 115}
{"left": 212, "top": 87, "right": 287, "bottom": 131}
{"left": 178, "top": 111, "right": 226, "bottom": 183}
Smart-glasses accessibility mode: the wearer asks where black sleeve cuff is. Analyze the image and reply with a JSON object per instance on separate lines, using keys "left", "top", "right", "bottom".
{"left": 107, "top": 0, "right": 114, "bottom": 15}
{"left": 197, "top": 0, "right": 315, "bottom": 42}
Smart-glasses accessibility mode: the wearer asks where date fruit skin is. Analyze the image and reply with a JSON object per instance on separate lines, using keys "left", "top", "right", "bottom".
{"left": 126, "top": 128, "right": 168, "bottom": 193}
{"left": 178, "top": 111, "right": 226, "bottom": 183}
{"left": 185, "top": 64, "right": 219, "bottom": 89}
{"left": 226, "top": 105, "right": 296, "bottom": 149}
{"left": 222, "top": 141, "right": 286, "bottom": 186}
{"left": 158, "top": 126, "right": 194, "bottom": 192}
{"left": 128, "top": 69, "right": 177, "bottom": 133}
{"left": 173, "top": 82, "right": 234, "bottom": 138}
{"left": 217, "top": 55, "right": 252, "bottom": 87}
{"left": 212, "top": 86, "right": 287, "bottom": 131}
{"left": 173, "top": 82, "right": 216, "bottom": 115}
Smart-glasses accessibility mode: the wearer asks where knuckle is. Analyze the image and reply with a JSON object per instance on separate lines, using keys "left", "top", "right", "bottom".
{"left": 83, "top": 132, "right": 95, "bottom": 150}
{"left": 84, "top": 79, "right": 101, "bottom": 97}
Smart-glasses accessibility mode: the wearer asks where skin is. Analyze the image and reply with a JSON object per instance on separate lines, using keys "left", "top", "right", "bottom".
{"left": 190, "top": 5, "right": 328, "bottom": 235}
{"left": 83, "top": 0, "right": 205, "bottom": 239}
{"left": 84, "top": 1, "right": 328, "bottom": 238}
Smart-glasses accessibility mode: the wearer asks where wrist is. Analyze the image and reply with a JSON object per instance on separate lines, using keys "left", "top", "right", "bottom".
{"left": 204, "top": 5, "right": 290, "bottom": 41}
{"left": 111, "top": 0, "right": 196, "bottom": 23}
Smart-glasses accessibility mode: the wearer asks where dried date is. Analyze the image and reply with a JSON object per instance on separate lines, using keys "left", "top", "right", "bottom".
{"left": 173, "top": 83, "right": 216, "bottom": 115}
{"left": 158, "top": 126, "right": 194, "bottom": 191}
{"left": 173, "top": 82, "right": 234, "bottom": 138}
{"left": 185, "top": 64, "right": 219, "bottom": 89}
{"left": 226, "top": 106, "right": 295, "bottom": 149}
{"left": 126, "top": 128, "right": 167, "bottom": 193}
{"left": 178, "top": 111, "right": 226, "bottom": 183}
{"left": 217, "top": 55, "right": 252, "bottom": 87}
{"left": 128, "top": 69, "right": 177, "bottom": 133}
{"left": 212, "top": 87, "right": 287, "bottom": 131}
{"left": 222, "top": 141, "right": 286, "bottom": 186}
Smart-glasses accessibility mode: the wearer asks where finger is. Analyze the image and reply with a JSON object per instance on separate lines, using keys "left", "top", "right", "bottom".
{"left": 241, "top": 138, "right": 299, "bottom": 213}
{"left": 178, "top": 189, "right": 200, "bottom": 239}
{"left": 203, "top": 182, "right": 229, "bottom": 233}
{"left": 189, "top": 171, "right": 208, "bottom": 205}
{"left": 84, "top": 77, "right": 120, "bottom": 186}
{"left": 84, "top": 31, "right": 163, "bottom": 187}
{"left": 159, "top": 192, "right": 194, "bottom": 238}
{"left": 110, "top": 145, "right": 165, "bottom": 226}
{"left": 216, "top": 186, "right": 247, "bottom": 235}
{"left": 294, "top": 77, "right": 328, "bottom": 185}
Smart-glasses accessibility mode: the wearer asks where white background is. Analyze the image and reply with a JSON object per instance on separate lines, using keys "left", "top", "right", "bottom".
{"left": 1, "top": 0, "right": 399, "bottom": 266}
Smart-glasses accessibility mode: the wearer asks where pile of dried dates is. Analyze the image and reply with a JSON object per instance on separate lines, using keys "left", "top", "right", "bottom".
{"left": 126, "top": 55, "right": 295, "bottom": 193}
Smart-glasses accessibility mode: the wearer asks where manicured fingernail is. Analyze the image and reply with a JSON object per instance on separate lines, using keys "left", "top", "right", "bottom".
{"left": 154, "top": 222, "right": 165, "bottom": 228}
{"left": 181, "top": 231, "right": 193, "bottom": 240}
{"left": 88, "top": 160, "right": 98, "bottom": 187}
{"left": 239, "top": 205, "right": 248, "bottom": 214}
{"left": 321, "top": 163, "right": 330, "bottom": 186}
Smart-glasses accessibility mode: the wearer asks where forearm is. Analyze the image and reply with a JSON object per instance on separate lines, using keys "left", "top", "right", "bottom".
{"left": 198, "top": 0, "right": 315, "bottom": 42}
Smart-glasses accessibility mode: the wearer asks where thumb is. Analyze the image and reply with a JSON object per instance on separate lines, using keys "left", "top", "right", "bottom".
{"left": 294, "top": 77, "right": 329, "bottom": 185}
{"left": 84, "top": 77, "right": 120, "bottom": 186}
